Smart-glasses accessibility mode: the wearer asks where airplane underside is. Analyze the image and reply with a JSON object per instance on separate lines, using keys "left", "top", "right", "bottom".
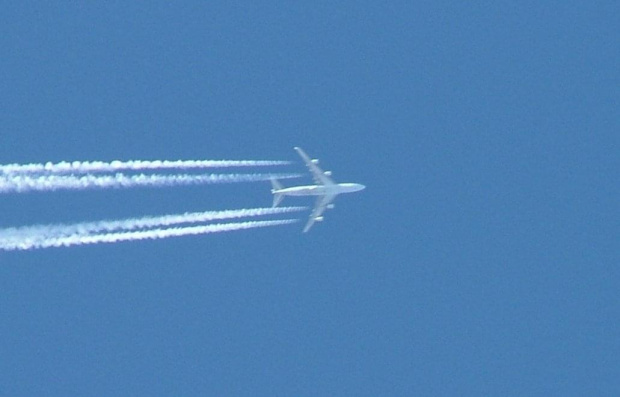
{"left": 270, "top": 147, "right": 365, "bottom": 232}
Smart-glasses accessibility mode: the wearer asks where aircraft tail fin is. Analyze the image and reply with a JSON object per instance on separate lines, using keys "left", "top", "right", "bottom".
{"left": 271, "top": 178, "right": 284, "bottom": 207}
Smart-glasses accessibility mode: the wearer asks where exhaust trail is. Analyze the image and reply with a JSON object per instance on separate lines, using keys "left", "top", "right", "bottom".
{"left": 0, "top": 172, "right": 301, "bottom": 194}
{"left": 0, "top": 206, "right": 306, "bottom": 244}
{"left": 0, "top": 159, "right": 291, "bottom": 175}
{"left": 0, "top": 219, "right": 298, "bottom": 251}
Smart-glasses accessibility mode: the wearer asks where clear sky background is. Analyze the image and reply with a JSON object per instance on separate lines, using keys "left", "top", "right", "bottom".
{"left": 0, "top": 2, "right": 618, "bottom": 396}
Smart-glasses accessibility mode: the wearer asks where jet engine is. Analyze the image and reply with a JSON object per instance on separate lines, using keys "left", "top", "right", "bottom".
{"left": 315, "top": 216, "right": 324, "bottom": 222}
{"left": 311, "top": 159, "right": 319, "bottom": 164}
{"left": 327, "top": 204, "right": 335, "bottom": 209}
{"left": 324, "top": 171, "right": 332, "bottom": 176}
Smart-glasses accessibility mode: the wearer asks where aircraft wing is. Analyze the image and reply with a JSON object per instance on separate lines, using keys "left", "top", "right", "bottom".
{"left": 303, "top": 193, "right": 335, "bottom": 233}
{"left": 294, "top": 147, "right": 335, "bottom": 186}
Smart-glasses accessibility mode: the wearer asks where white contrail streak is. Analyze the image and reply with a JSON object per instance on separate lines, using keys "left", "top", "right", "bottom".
{"left": 1, "top": 219, "right": 298, "bottom": 251}
{"left": 0, "top": 159, "right": 291, "bottom": 175}
{"left": 0, "top": 172, "right": 301, "bottom": 194}
{"left": 0, "top": 207, "right": 306, "bottom": 244}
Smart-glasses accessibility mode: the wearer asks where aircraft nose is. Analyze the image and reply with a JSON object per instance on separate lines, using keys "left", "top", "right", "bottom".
{"left": 359, "top": 184, "right": 366, "bottom": 191}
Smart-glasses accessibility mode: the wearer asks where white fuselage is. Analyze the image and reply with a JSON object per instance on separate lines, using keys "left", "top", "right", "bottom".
{"left": 273, "top": 183, "right": 365, "bottom": 197}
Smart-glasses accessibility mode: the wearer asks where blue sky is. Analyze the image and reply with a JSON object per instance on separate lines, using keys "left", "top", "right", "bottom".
{"left": 0, "top": 2, "right": 618, "bottom": 395}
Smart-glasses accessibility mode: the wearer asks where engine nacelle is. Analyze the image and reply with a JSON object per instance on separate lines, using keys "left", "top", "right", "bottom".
{"left": 326, "top": 204, "right": 335, "bottom": 209}
{"left": 311, "top": 159, "right": 319, "bottom": 164}
{"left": 315, "top": 216, "right": 324, "bottom": 222}
{"left": 323, "top": 171, "right": 332, "bottom": 176}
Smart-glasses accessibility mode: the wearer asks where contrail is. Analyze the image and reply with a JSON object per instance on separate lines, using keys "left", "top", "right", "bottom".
{"left": 0, "top": 159, "right": 291, "bottom": 175}
{"left": 0, "top": 172, "right": 301, "bottom": 194}
{"left": 0, "top": 219, "right": 298, "bottom": 251}
{"left": 0, "top": 206, "right": 306, "bottom": 244}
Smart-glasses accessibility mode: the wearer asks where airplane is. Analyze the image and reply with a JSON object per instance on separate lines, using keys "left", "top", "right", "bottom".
{"left": 270, "top": 147, "right": 365, "bottom": 232}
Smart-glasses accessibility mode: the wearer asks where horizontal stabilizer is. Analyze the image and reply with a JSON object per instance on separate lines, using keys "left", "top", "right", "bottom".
{"left": 270, "top": 178, "right": 283, "bottom": 191}
{"left": 272, "top": 193, "right": 284, "bottom": 208}
{"left": 271, "top": 178, "right": 284, "bottom": 207}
